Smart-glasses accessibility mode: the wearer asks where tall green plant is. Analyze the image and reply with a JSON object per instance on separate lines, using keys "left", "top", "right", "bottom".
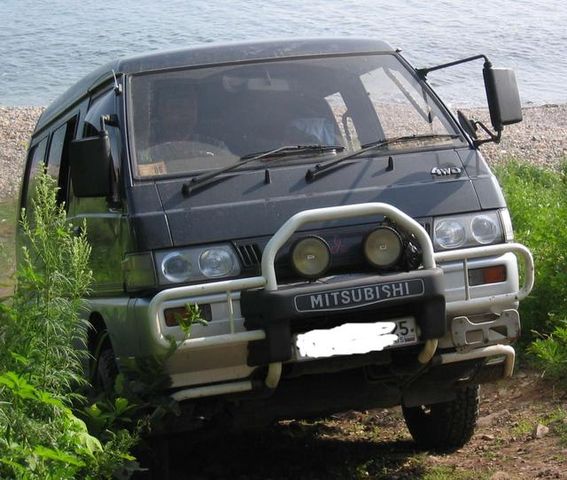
{"left": 494, "top": 160, "right": 567, "bottom": 336}
{"left": 0, "top": 173, "right": 137, "bottom": 479}
{"left": 495, "top": 159, "right": 567, "bottom": 380}
{"left": 1, "top": 174, "right": 91, "bottom": 394}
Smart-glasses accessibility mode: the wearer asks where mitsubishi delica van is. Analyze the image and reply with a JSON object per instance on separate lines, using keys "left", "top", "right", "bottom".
{"left": 21, "top": 39, "right": 534, "bottom": 450}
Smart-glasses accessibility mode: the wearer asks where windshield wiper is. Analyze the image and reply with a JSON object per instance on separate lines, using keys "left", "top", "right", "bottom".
{"left": 240, "top": 144, "right": 343, "bottom": 160}
{"left": 183, "top": 144, "right": 343, "bottom": 196}
{"left": 306, "top": 134, "right": 460, "bottom": 182}
{"left": 360, "top": 134, "right": 460, "bottom": 149}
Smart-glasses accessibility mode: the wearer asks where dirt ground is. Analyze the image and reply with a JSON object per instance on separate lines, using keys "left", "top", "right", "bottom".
{"left": 162, "top": 370, "right": 567, "bottom": 480}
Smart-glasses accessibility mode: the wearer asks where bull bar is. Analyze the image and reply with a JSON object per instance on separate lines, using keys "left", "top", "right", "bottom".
{"left": 146, "top": 203, "right": 534, "bottom": 400}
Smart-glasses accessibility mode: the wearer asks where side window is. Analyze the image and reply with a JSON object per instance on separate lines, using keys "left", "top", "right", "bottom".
{"left": 46, "top": 124, "right": 67, "bottom": 179}
{"left": 69, "top": 89, "right": 121, "bottom": 216}
{"left": 46, "top": 117, "right": 77, "bottom": 205}
{"left": 81, "top": 89, "right": 121, "bottom": 173}
{"left": 21, "top": 137, "right": 48, "bottom": 211}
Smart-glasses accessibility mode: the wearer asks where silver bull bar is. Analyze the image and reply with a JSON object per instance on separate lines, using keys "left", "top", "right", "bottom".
{"left": 146, "top": 203, "right": 534, "bottom": 400}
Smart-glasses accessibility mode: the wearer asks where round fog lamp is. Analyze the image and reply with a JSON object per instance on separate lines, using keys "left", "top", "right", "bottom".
{"left": 291, "top": 237, "right": 331, "bottom": 279}
{"left": 364, "top": 227, "right": 403, "bottom": 268}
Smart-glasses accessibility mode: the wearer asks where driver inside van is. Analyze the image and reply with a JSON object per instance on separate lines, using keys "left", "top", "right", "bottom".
{"left": 138, "top": 84, "right": 228, "bottom": 176}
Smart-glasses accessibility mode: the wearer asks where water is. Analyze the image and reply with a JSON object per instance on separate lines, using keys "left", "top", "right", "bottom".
{"left": 1, "top": 0, "right": 566, "bottom": 107}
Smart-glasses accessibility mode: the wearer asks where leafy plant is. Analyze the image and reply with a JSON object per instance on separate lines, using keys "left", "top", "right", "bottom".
{"left": 529, "top": 319, "right": 567, "bottom": 381}
{"left": 177, "top": 303, "right": 209, "bottom": 337}
{"left": 83, "top": 303, "right": 208, "bottom": 435}
{"left": 0, "top": 173, "right": 137, "bottom": 479}
{"left": 0, "top": 199, "right": 17, "bottom": 295}
{"left": 495, "top": 159, "right": 567, "bottom": 378}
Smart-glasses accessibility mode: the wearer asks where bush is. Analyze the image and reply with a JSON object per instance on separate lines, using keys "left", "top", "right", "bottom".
{"left": 494, "top": 159, "right": 567, "bottom": 379}
{"left": 0, "top": 173, "right": 138, "bottom": 479}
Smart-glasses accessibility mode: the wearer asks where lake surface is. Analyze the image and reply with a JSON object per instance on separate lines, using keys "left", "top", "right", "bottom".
{"left": 1, "top": 0, "right": 565, "bottom": 107}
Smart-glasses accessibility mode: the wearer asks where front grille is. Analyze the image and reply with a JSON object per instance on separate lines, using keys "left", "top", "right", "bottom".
{"left": 418, "top": 220, "right": 431, "bottom": 235}
{"left": 235, "top": 243, "right": 262, "bottom": 268}
{"left": 234, "top": 217, "right": 431, "bottom": 275}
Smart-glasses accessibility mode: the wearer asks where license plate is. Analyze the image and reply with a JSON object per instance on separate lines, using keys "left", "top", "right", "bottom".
{"left": 293, "top": 317, "right": 418, "bottom": 360}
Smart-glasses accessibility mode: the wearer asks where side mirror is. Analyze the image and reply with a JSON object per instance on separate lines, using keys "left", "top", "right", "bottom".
{"left": 69, "top": 133, "right": 112, "bottom": 197}
{"left": 483, "top": 65, "right": 522, "bottom": 132}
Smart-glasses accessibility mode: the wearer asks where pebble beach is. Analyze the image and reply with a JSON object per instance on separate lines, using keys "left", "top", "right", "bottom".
{"left": 0, "top": 104, "right": 565, "bottom": 201}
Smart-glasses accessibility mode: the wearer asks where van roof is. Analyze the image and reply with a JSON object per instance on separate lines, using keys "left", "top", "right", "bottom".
{"left": 35, "top": 38, "right": 394, "bottom": 133}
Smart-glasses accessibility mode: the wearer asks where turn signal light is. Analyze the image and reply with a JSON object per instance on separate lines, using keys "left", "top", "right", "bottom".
{"left": 468, "top": 265, "right": 507, "bottom": 286}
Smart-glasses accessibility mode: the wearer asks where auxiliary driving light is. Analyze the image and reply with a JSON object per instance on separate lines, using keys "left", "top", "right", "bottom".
{"left": 364, "top": 226, "right": 403, "bottom": 268}
{"left": 291, "top": 236, "right": 331, "bottom": 279}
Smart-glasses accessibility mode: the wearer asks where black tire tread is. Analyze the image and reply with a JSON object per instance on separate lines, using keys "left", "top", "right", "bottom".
{"left": 402, "top": 384, "right": 479, "bottom": 451}
{"left": 96, "top": 347, "right": 119, "bottom": 395}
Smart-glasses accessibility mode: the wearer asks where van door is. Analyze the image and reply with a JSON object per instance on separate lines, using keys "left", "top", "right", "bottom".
{"left": 67, "top": 89, "right": 128, "bottom": 295}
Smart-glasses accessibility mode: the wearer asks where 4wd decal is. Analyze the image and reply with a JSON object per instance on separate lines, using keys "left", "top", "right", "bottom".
{"left": 431, "top": 166, "right": 463, "bottom": 177}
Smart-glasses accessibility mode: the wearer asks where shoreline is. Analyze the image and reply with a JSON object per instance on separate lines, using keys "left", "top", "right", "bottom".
{"left": 1, "top": 104, "right": 565, "bottom": 201}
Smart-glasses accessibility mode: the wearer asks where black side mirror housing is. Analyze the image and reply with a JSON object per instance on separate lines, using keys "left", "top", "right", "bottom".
{"left": 483, "top": 66, "right": 523, "bottom": 132}
{"left": 69, "top": 133, "right": 113, "bottom": 198}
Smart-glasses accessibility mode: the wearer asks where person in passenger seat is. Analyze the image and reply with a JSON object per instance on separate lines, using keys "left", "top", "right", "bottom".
{"left": 286, "top": 117, "right": 342, "bottom": 145}
{"left": 283, "top": 94, "right": 344, "bottom": 146}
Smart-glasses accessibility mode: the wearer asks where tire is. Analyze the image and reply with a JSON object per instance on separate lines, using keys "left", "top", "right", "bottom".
{"left": 402, "top": 384, "right": 480, "bottom": 451}
{"left": 95, "top": 347, "right": 119, "bottom": 395}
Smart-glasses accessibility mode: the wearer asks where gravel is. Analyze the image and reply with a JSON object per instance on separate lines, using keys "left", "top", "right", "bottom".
{"left": 0, "top": 104, "right": 565, "bottom": 201}
{"left": 0, "top": 106, "right": 44, "bottom": 201}
{"left": 464, "top": 104, "right": 567, "bottom": 169}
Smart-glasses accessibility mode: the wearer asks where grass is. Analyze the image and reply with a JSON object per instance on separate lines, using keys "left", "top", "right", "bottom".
{"left": 494, "top": 159, "right": 567, "bottom": 379}
{"left": 422, "top": 465, "right": 490, "bottom": 480}
{"left": 0, "top": 198, "right": 17, "bottom": 296}
{"left": 541, "top": 407, "right": 567, "bottom": 445}
{"left": 493, "top": 159, "right": 567, "bottom": 340}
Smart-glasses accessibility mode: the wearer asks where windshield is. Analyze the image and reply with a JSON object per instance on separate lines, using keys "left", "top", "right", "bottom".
{"left": 129, "top": 54, "right": 464, "bottom": 178}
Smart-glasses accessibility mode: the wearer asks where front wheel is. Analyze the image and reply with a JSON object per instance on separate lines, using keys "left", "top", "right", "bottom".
{"left": 94, "top": 347, "right": 119, "bottom": 396}
{"left": 402, "top": 385, "right": 480, "bottom": 451}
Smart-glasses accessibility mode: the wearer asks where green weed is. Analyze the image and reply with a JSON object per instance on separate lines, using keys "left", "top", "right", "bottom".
{"left": 0, "top": 198, "right": 17, "bottom": 296}
{"left": 422, "top": 465, "right": 489, "bottom": 480}
{"left": 541, "top": 407, "right": 567, "bottom": 445}
{"left": 0, "top": 173, "right": 138, "bottom": 479}
{"left": 512, "top": 418, "right": 534, "bottom": 437}
{"left": 494, "top": 159, "right": 567, "bottom": 378}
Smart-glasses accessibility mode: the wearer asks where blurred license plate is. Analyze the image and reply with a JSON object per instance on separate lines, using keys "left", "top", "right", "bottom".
{"left": 294, "top": 317, "right": 418, "bottom": 360}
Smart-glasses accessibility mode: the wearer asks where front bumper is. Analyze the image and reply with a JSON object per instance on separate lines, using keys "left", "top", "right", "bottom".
{"left": 136, "top": 202, "right": 533, "bottom": 401}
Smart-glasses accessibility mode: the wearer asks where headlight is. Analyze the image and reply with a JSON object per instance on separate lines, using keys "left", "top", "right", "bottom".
{"left": 471, "top": 215, "right": 499, "bottom": 244}
{"left": 433, "top": 211, "right": 503, "bottom": 250}
{"left": 155, "top": 244, "right": 241, "bottom": 285}
{"left": 199, "top": 247, "right": 236, "bottom": 278}
{"left": 434, "top": 219, "right": 466, "bottom": 249}
{"left": 162, "top": 251, "right": 193, "bottom": 283}
{"left": 291, "top": 236, "right": 331, "bottom": 279}
{"left": 364, "top": 226, "right": 403, "bottom": 268}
